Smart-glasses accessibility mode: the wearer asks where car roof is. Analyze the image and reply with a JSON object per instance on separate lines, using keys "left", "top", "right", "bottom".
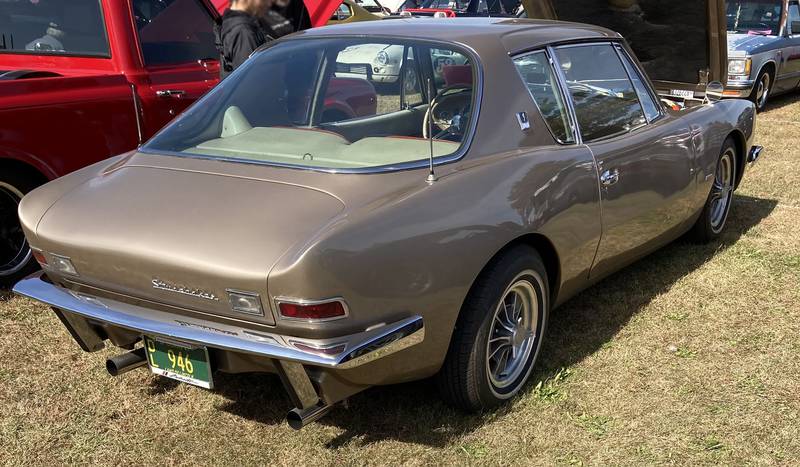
{"left": 295, "top": 17, "right": 622, "bottom": 55}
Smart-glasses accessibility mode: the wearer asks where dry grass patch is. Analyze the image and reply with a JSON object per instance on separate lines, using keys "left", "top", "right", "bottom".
{"left": 2, "top": 96, "right": 800, "bottom": 465}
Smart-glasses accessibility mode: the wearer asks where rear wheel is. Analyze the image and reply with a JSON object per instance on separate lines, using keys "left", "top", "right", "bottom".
{"left": 437, "top": 246, "right": 549, "bottom": 411}
{"left": 750, "top": 68, "right": 772, "bottom": 112}
{"left": 688, "top": 138, "right": 737, "bottom": 243}
{"left": 0, "top": 169, "right": 40, "bottom": 288}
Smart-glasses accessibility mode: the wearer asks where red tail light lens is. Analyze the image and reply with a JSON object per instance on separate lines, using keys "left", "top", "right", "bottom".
{"left": 278, "top": 300, "right": 347, "bottom": 321}
{"left": 32, "top": 249, "right": 47, "bottom": 265}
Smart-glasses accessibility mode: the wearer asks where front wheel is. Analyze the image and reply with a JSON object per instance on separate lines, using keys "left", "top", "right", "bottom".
{"left": 750, "top": 68, "right": 772, "bottom": 112}
{"left": 688, "top": 138, "right": 737, "bottom": 243}
{"left": 437, "top": 246, "right": 549, "bottom": 411}
{"left": 0, "top": 169, "right": 40, "bottom": 288}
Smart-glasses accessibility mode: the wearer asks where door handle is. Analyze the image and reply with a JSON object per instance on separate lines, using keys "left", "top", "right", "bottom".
{"left": 600, "top": 168, "right": 619, "bottom": 187}
{"left": 156, "top": 89, "right": 186, "bottom": 98}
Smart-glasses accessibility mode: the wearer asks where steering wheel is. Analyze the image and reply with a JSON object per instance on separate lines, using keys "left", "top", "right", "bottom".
{"left": 423, "top": 84, "right": 473, "bottom": 140}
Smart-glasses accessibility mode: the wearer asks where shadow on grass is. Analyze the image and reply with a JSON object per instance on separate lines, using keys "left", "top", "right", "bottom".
{"left": 761, "top": 90, "right": 800, "bottom": 114}
{"left": 210, "top": 194, "right": 778, "bottom": 446}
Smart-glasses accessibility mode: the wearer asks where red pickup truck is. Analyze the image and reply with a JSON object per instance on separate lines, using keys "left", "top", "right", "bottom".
{"left": 0, "top": 0, "right": 357, "bottom": 286}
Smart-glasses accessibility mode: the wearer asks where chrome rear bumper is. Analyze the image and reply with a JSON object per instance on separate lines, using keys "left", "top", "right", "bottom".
{"left": 13, "top": 272, "right": 424, "bottom": 370}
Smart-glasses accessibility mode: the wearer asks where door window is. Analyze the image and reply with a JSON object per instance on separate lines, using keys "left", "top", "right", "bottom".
{"left": 0, "top": 0, "right": 108, "bottom": 56}
{"left": 615, "top": 46, "right": 661, "bottom": 123}
{"left": 788, "top": 2, "right": 800, "bottom": 35}
{"left": 132, "top": 0, "right": 217, "bottom": 66}
{"left": 554, "top": 44, "right": 646, "bottom": 142}
{"left": 512, "top": 51, "right": 574, "bottom": 144}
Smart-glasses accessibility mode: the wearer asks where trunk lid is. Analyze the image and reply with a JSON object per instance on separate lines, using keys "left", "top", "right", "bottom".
{"left": 34, "top": 163, "right": 345, "bottom": 326}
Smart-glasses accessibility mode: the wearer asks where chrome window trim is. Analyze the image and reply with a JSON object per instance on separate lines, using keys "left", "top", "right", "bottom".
{"left": 140, "top": 36, "right": 485, "bottom": 175}
{"left": 273, "top": 296, "right": 351, "bottom": 323}
{"left": 612, "top": 43, "right": 665, "bottom": 123}
{"left": 510, "top": 48, "right": 578, "bottom": 146}
{"left": 546, "top": 45, "right": 583, "bottom": 145}
{"left": 550, "top": 41, "right": 651, "bottom": 145}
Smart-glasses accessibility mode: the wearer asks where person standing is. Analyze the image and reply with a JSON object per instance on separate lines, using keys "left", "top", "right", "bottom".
{"left": 216, "top": 0, "right": 276, "bottom": 79}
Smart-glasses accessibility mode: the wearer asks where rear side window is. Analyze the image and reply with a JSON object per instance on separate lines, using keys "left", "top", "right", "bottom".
{"left": 132, "top": 0, "right": 217, "bottom": 66}
{"left": 0, "top": 0, "right": 109, "bottom": 56}
{"left": 512, "top": 51, "right": 574, "bottom": 144}
{"left": 554, "top": 44, "right": 646, "bottom": 142}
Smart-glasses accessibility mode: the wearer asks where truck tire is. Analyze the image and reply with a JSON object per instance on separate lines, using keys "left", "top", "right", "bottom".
{"left": 0, "top": 169, "right": 40, "bottom": 288}
{"left": 749, "top": 67, "right": 773, "bottom": 112}
{"left": 688, "top": 137, "right": 738, "bottom": 243}
{"left": 437, "top": 245, "right": 549, "bottom": 411}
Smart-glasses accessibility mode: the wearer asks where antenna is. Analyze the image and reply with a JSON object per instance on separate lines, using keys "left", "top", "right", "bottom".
{"left": 426, "top": 78, "right": 437, "bottom": 184}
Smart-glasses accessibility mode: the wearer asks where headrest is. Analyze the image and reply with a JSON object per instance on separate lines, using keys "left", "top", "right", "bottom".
{"left": 442, "top": 65, "right": 472, "bottom": 86}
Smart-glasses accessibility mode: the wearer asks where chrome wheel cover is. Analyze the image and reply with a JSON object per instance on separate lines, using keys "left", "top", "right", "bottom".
{"left": 485, "top": 273, "right": 540, "bottom": 396}
{"left": 757, "top": 73, "right": 770, "bottom": 109}
{"left": 0, "top": 182, "right": 31, "bottom": 277}
{"left": 709, "top": 149, "right": 735, "bottom": 233}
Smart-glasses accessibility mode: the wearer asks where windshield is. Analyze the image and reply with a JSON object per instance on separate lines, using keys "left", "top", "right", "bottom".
{"left": 727, "top": 0, "right": 783, "bottom": 35}
{"left": 0, "top": 0, "right": 109, "bottom": 56}
{"left": 144, "top": 38, "right": 477, "bottom": 171}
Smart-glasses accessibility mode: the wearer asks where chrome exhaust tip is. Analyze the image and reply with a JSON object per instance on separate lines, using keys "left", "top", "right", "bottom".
{"left": 106, "top": 347, "right": 147, "bottom": 376}
{"left": 286, "top": 403, "right": 333, "bottom": 430}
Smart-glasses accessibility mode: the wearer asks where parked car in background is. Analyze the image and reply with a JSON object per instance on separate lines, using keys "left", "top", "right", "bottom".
{"left": 15, "top": 18, "right": 761, "bottom": 428}
{"left": 328, "top": 0, "right": 382, "bottom": 24}
{"left": 724, "top": 0, "right": 800, "bottom": 111}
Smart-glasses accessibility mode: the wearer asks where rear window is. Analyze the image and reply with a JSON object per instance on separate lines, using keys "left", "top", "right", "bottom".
{"left": 144, "top": 38, "right": 478, "bottom": 171}
{"left": 0, "top": 0, "right": 109, "bottom": 57}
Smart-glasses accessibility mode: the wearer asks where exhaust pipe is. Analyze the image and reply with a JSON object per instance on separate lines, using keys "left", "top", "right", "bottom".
{"left": 287, "top": 403, "right": 333, "bottom": 430}
{"left": 106, "top": 347, "right": 147, "bottom": 376}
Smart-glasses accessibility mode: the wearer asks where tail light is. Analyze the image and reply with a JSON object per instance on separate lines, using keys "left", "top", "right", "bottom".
{"left": 31, "top": 249, "right": 47, "bottom": 266}
{"left": 32, "top": 249, "right": 79, "bottom": 276}
{"left": 277, "top": 299, "right": 348, "bottom": 322}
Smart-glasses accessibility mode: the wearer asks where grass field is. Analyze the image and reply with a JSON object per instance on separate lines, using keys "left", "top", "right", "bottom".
{"left": 2, "top": 95, "right": 799, "bottom": 466}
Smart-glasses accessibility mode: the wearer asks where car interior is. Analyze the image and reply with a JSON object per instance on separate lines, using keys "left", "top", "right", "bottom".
{"left": 157, "top": 40, "right": 477, "bottom": 169}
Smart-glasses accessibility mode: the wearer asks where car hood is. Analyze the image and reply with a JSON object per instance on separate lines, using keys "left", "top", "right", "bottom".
{"left": 30, "top": 162, "right": 345, "bottom": 326}
{"left": 727, "top": 33, "right": 779, "bottom": 54}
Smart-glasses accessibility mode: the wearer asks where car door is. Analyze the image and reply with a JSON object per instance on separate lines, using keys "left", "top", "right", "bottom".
{"left": 551, "top": 42, "right": 697, "bottom": 278}
{"left": 131, "top": 0, "right": 221, "bottom": 138}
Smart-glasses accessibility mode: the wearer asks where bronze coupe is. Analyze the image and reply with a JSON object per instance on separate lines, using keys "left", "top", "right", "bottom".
{"left": 14, "top": 18, "right": 761, "bottom": 428}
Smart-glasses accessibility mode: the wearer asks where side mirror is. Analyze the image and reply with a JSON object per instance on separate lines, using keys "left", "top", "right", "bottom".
{"left": 705, "top": 81, "right": 724, "bottom": 103}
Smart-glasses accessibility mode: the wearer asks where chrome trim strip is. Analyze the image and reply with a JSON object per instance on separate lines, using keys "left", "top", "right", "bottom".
{"left": 13, "top": 273, "right": 424, "bottom": 369}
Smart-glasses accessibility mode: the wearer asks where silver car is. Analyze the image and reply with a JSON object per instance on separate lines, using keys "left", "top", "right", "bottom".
{"left": 725, "top": 0, "right": 800, "bottom": 110}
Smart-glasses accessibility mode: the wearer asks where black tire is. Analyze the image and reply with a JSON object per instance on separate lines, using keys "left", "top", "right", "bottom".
{"left": 437, "top": 245, "right": 549, "bottom": 412}
{"left": 749, "top": 67, "right": 773, "bottom": 112}
{"left": 0, "top": 168, "right": 41, "bottom": 288}
{"left": 688, "top": 138, "right": 738, "bottom": 243}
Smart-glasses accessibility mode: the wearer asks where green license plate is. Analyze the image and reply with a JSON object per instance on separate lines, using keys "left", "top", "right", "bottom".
{"left": 143, "top": 336, "right": 213, "bottom": 389}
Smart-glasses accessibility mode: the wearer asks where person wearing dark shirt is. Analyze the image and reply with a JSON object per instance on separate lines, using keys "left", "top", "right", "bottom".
{"left": 265, "top": 0, "right": 294, "bottom": 38}
{"left": 216, "top": 0, "right": 275, "bottom": 79}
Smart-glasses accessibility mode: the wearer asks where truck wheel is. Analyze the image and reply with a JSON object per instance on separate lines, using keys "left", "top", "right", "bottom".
{"left": 750, "top": 68, "right": 772, "bottom": 112}
{"left": 437, "top": 246, "right": 549, "bottom": 411}
{"left": 688, "top": 138, "right": 737, "bottom": 243}
{"left": 0, "top": 169, "right": 40, "bottom": 288}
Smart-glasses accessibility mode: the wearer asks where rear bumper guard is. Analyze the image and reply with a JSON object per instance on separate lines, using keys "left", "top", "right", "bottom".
{"left": 748, "top": 145, "right": 764, "bottom": 166}
{"left": 13, "top": 273, "right": 424, "bottom": 370}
